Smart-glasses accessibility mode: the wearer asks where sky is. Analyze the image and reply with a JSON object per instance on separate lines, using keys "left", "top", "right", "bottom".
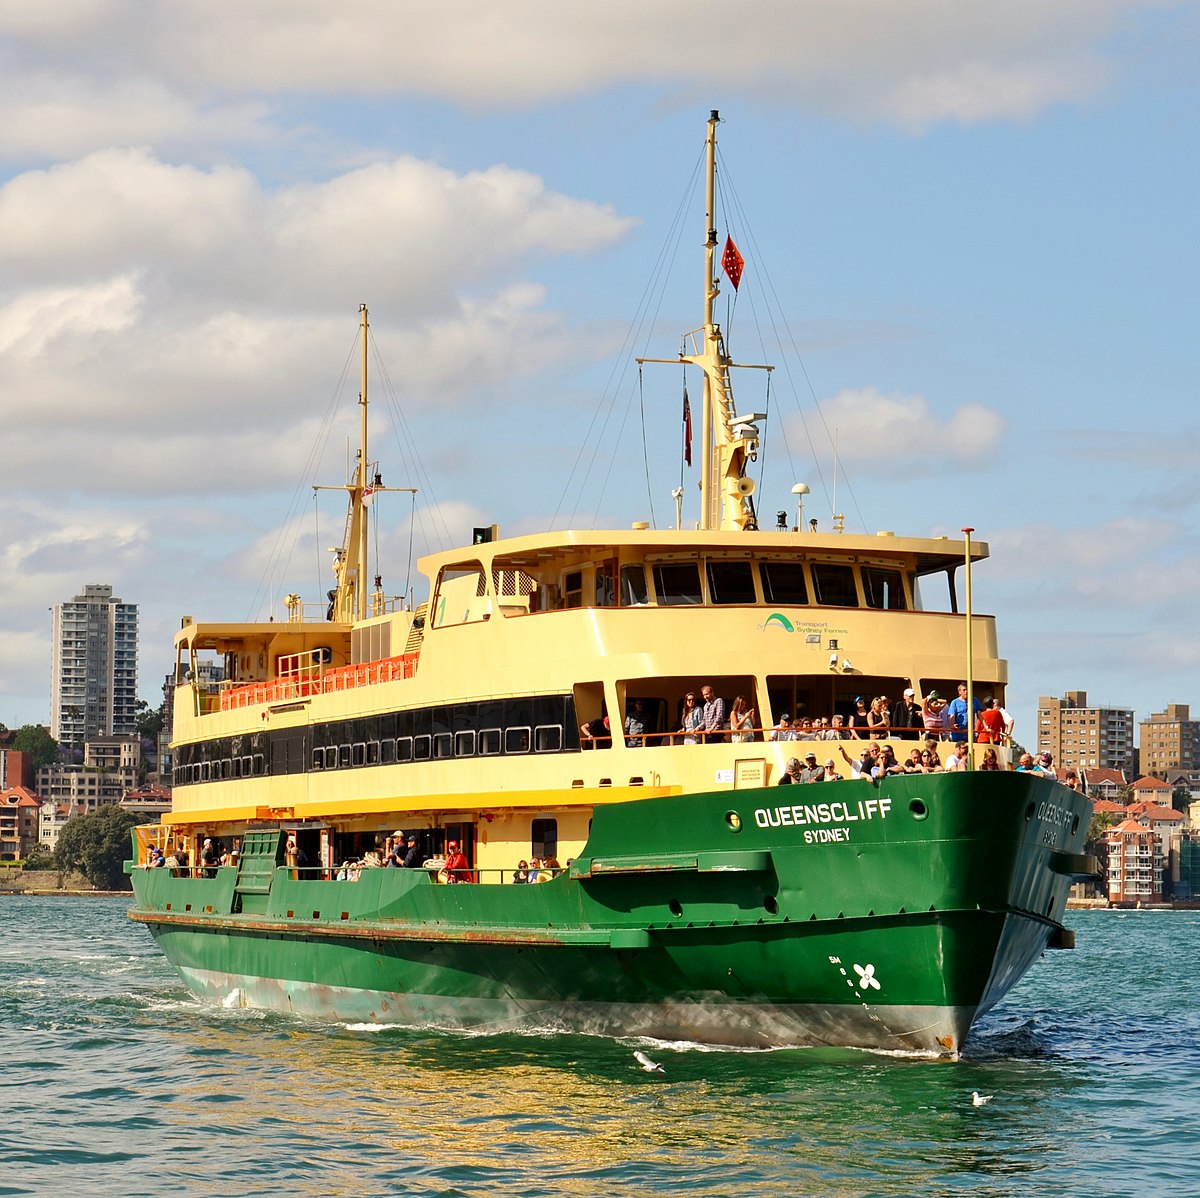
{"left": 1, "top": 0, "right": 1198, "bottom": 747}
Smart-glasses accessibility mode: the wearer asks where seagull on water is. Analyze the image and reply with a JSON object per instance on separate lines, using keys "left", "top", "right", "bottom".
{"left": 971, "top": 1091, "right": 993, "bottom": 1107}
{"left": 634, "top": 1050, "right": 664, "bottom": 1073}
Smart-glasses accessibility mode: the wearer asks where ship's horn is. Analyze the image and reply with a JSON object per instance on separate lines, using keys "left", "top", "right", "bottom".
{"left": 736, "top": 477, "right": 756, "bottom": 496}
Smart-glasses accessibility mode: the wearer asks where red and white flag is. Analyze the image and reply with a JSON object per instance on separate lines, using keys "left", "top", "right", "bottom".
{"left": 722, "top": 235, "right": 744, "bottom": 291}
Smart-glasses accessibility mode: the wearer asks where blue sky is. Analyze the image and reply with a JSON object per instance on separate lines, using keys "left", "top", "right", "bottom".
{"left": 1, "top": 1, "right": 1197, "bottom": 747}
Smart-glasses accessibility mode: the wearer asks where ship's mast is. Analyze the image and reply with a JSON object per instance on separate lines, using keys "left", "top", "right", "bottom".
{"left": 639, "top": 110, "right": 771, "bottom": 531}
{"left": 357, "top": 302, "right": 369, "bottom": 620}
{"left": 319, "top": 304, "right": 371, "bottom": 623}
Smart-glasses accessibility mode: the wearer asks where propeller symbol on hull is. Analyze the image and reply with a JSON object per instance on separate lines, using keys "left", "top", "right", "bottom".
{"left": 854, "top": 963, "right": 881, "bottom": 991}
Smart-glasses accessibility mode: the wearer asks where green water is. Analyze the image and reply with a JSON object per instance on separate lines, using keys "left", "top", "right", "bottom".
{"left": 1, "top": 897, "right": 1194, "bottom": 1196}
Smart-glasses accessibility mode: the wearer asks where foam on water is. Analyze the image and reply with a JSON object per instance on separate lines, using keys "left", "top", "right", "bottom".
{"left": 3, "top": 897, "right": 1199, "bottom": 1198}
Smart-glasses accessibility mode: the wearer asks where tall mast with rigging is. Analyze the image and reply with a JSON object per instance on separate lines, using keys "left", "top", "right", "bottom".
{"left": 640, "top": 110, "right": 772, "bottom": 531}
{"left": 320, "top": 304, "right": 372, "bottom": 623}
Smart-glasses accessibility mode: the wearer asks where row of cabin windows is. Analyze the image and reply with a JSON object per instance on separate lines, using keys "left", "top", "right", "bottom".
{"left": 309, "top": 724, "right": 564, "bottom": 770}
{"left": 172, "top": 695, "right": 577, "bottom": 785}
{"left": 560, "top": 560, "right": 905, "bottom": 610}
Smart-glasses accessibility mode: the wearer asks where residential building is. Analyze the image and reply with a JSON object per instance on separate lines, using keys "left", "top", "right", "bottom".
{"left": 84, "top": 736, "right": 141, "bottom": 773}
{"left": 0, "top": 786, "right": 41, "bottom": 859}
{"left": 1036, "top": 691, "right": 1135, "bottom": 772}
{"left": 120, "top": 784, "right": 172, "bottom": 821}
{"left": 1105, "top": 819, "right": 1164, "bottom": 904}
{"left": 39, "top": 800, "right": 89, "bottom": 850}
{"left": 1130, "top": 776, "right": 1175, "bottom": 807}
{"left": 1139, "top": 703, "right": 1200, "bottom": 780}
{"left": 1082, "top": 767, "right": 1128, "bottom": 802}
{"left": 35, "top": 761, "right": 134, "bottom": 811}
{"left": 51, "top": 584, "right": 139, "bottom": 747}
{"left": 0, "top": 748, "right": 34, "bottom": 790}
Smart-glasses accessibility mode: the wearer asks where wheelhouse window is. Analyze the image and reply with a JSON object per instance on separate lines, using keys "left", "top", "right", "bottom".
{"left": 761, "top": 560, "right": 808, "bottom": 605}
{"left": 706, "top": 560, "right": 756, "bottom": 605}
{"left": 431, "top": 562, "right": 490, "bottom": 627}
{"left": 862, "top": 567, "right": 907, "bottom": 611}
{"left": 810, "top": 563, "right": 859, "bottom": 607}
{"left": 652, "top": 562, "right": 702, "bottom": 606}
{"left": 620, "top": 564, "right": 648, "bottom": 606}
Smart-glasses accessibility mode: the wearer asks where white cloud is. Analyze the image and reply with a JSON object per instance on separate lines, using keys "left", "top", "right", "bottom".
{"left": 0, "top": 0, "right": 1156, "bottom": 160}
{"left": 793, "top": 387, "right": 1006, "bottom": 465}
{"left": 0, "top": 73, "right": 271, "bottom": 162}
{"left": 0, "top": 275, "right": 142, "bottom": 356}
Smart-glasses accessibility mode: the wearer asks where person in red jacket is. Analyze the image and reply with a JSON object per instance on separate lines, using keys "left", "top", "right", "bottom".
{"left": 443, "top": 840, "right": 470, "bottom": 883}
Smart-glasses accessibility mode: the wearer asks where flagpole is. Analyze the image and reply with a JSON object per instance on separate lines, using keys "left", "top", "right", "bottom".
{"left": 700, "top": 110, "right": 718, "bottom": 530}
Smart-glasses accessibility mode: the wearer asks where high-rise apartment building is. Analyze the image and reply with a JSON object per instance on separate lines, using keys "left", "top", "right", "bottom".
{"left": 50, "top": 584, "right": 139, "bottom": 747}
{"left": 1036, "top": 690, "right": 1135, "bottom": 772}
{"left": 1139, "top": 704, "right": 1200, "bottom": 779}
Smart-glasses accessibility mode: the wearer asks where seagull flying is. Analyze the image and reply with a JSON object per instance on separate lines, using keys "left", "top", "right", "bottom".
{"left": 971, "top": 1091, "right": 993, "bottom": 1107}
{"left": 634, "top": 1050, "right": 664, "bottom": 1073}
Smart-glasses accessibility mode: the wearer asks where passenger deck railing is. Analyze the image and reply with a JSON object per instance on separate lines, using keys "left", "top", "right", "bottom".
{"left": 219, "top": 652, "right": 419, "bottom": 711}
{"left": 138, "top": 863, "right": 559, "bottom": 886}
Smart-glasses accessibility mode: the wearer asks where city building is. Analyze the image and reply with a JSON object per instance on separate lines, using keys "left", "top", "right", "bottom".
{"left": 50, "top": 584, "right": 139, "bottom": 748}
{"left": 1131, "top": 776, "right": 1175, "bottom": 807}
{"left": 1139, "top": 704, "right": 1200, "bottom": 780}
{"left": 0, "top": 748, "right": 34, "bottom": 791}
{"left": 1177, "top": 838, "right": 1200, "bottom": 901}
{"left": 1081, "top": 767, "right": 1128, "bottom": 802}
{"left": 1036, "top": 691, "right": 1135, "bottom": 773}
{"left": 0, "top": 786, "right": 41, "bottom": 859}
{"left": 1105, "top": 819, "right": 1164, "bottom": 904}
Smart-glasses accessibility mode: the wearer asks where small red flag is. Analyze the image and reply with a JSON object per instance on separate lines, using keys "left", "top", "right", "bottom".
{"left": 683, "top": 388, "right": 692, "bottom": 467}
{"left": 722, "top": 235, "right": 744, "bottom": 291}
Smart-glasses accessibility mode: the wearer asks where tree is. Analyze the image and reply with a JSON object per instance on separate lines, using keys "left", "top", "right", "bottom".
{"left": 1087, "top": 810, "right": 1120, "bottom": 844}
{"left": 1172, "top": 784, "right": 1192, "bottom": 814}
{"left": 54, "top": 804, "right": 148, "bottom": 890}
{"left": 11, "top": 724, "right": 60, "bottom": 771}
{"left": 21, "top": 845, "right": 55, "bottom": 871}
{"left": 134, "top": 699, "right": 165, "bottom": 741}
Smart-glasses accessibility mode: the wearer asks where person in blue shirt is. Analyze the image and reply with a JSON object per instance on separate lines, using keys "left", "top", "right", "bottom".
{"left": 945, "top": 682, "right": 982, "bottom": 743}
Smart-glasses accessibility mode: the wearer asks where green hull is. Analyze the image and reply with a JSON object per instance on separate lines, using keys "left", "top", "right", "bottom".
{"left": 130, "top": 772, "right": 1094, "bottom": 1054}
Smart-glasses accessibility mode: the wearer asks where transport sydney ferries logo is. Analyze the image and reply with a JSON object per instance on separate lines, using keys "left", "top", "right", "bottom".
{"left": 758, "top": 613, "right": 848, "bottom": 639}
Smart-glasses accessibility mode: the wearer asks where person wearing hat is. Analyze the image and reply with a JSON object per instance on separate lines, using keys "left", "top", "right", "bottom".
{"left": 891, "top": 688, "right": 922, "bottom": 740}
{"left": 798, "top": 751, "right": 826, "bottom": 783}
{"left": 922, "top": 690, "right": 948, "bottom": 739}
{"left": 402, "top": 835, "right": 423, "bottom": 869}
{"left": 386, "top": 832, "right": 406, "bottom": 868}
{"left": 1034, "top": 751, "right": 1058, "bottom": 779}
{"left": 821, "top": 757, "right": 841, "bottom": 782}
{"left": 769, "top": 712, "right": 796, "bottom": 742}
{"left": 777, "top": 756, "right": 804, "bottom": 784}
{"left": 443, "top": 839, "right": 469, "bottom": 883}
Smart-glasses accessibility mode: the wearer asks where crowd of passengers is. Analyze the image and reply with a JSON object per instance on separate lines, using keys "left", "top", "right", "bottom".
{"left": 776, "top": 742, "right": 1078, "bottom": 785}
{"left": 144, "top": 837, "right": 233, "bottom": 876}
{"left": 582, "top": 683, "right": 1018, "bottom": 748}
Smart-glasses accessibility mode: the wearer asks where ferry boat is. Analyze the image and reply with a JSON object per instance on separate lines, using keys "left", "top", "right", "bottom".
{"left": 128, "top": 112, "right": 1094, "bottom": 1055}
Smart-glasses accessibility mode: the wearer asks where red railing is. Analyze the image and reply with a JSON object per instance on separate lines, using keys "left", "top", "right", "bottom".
{"left": 220, "top": 652, "right": 419, "bottom": 711}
